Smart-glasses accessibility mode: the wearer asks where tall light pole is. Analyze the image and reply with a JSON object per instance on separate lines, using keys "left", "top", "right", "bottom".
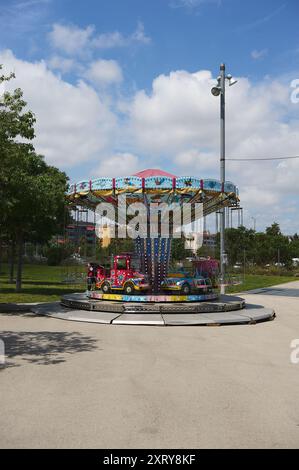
{"left": 211, "top": 63, "right": 237, "bottom": 295}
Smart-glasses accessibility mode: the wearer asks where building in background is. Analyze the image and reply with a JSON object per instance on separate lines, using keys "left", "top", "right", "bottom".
{"left": 185, "top": 231, "right": 217, "bottom": 255}
{"left": 66, "top": 221, "right": 96, "bottom": 246}
{"left": 101, "top": 224, "right": 113, "bottom": 248}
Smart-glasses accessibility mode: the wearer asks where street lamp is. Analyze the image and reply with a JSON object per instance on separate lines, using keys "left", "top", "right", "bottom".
{"left": 211, "top": 63, "right": 237, "bottom": 295}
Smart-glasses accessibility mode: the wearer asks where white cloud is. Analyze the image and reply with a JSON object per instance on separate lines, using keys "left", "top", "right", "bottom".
{"left": 0, "top": 79, "right": 6, "bottom": 98}
{"left": 91, "top": 31, "right": 125, "bottom": 49}
{"left": 95, "top": 153, "right": 141, "bottom": 177}
{"left": 85, "top": 59, "right": 123, "bottom": 85}
{"left": 0, "top": 49, "right": 117, "bottom": 168}
{"left": 1, "top": 45, "right": 299, "bottom": 232}
{"left": 127, "top": 69, "right": 299, "bottom": 163}
{"left": 170, "top": 0, "right": 221, "bottom": 10}
{"left": 47, "top": 55, "right": 78, "bottom": 74}
{"left": 48, "top": 23, "right": 94, "bottom": 55}
{"left": 15, "top": 0, "right": 50, "bottom": 8}
{"left": 236, "top": 4, "right": 286, "bottom": 33}
{"left": 128, "top": 21, "right": 151, "bottom": 46}
{"left": 174, "top": 149, "right": 217, "bottom": 174}
{"left": 241, "top": 186, "right": 279, "bottom": 207}
{"left": 128, "top": 70, "right": 218, "bottom": 154}
{"left": 92, "top": 21, "right": 151, "bottom": 49}
{"left": 48, "top": 21, "right": 151, "bottom": 56}
{"left": 126, "top": 68, "right": 299, "bottom": 232}
{"left": 251, "top": 48, "right": 268, "bottom": 60}
{"left": 0, "top": 0, "right": 50, "bottom": 34}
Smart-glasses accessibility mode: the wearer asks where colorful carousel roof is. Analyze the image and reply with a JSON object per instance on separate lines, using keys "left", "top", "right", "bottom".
{"left": 67, "top": 169, "right": 239, "bottom": 216}
{"left": 134, "top": 168, "right": 177, "bottom": 178}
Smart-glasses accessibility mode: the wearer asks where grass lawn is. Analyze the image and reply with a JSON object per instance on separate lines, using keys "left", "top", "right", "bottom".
{"left": 0, "top": 264, "right": 86, "bottom": 303}
{"left": 226, "top": 274, "right": 295, "bottom": 294}
{"left": 0, "top": 264, "right": 296, "bottom": 303}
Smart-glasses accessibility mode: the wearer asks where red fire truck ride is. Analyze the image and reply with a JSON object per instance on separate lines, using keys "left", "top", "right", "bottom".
{"left": 88, "top": 253, "right": 150, "bottom": 295}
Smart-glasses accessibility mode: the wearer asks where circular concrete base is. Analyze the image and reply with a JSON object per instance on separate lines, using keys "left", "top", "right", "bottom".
{"left": 31, "top": 294, "right": 275, "bottom": 326}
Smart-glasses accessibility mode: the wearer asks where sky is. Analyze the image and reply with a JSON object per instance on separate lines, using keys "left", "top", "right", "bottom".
{"left": 0, "top": 0, "right": 299, "bottom": 233}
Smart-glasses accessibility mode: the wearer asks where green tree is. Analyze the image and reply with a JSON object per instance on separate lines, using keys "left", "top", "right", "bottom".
{"left": 171, "top": 237, "right": 189, "bottom": 262}
{"left": 216, "top": 226, "right": 256, "bottom": 266}
{"left": 5, "top": 151, "right": 67, "bottom": 290}
{"left": 265, "top": 222, "right": 281, "bottom": 237}
{"left": 261, "top": 223, "right": 292, "bottom": 266}
{"left": 197, "top": 245, "right": 215, "bottom": 258}
{"left": 44, "top": 242, "right": 74, "bottom": 266}
{"left": 0, "top": 68, "right": 36, "bottom": 212}
{"left": 0, "top": 66, "right": 68, "bottom": 291}
{"left": 107, "top": 238, "right": 135, "bottom": 257}
{"left": 0, "top": 68, "right": 36, "bottom": 288}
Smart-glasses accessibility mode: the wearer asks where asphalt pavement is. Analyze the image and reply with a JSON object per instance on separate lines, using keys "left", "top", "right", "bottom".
{"left": 1, "top": 281, "right": 299, "bottom": 448}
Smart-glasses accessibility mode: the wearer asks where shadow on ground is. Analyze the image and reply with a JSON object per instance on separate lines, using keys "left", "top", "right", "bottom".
{"left": 0, "top": 330, "right": 99, "bottom": 368}
{"left": 253, "top": 287, "right": 299, "bottom": 297}
{"left": 243, "top": 303, "right": 265, "bottom": 309}
{"left": 0, "top": 311, "right": 42, "bottom": 317}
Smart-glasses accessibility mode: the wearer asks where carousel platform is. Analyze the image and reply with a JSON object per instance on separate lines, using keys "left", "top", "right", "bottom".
{"left": 61, "top": 292, "right": 243, "bottom": 313}
{"left": 30, "top": 292, "right": 275, "bottom": 326}
{"left": 87, "top": 291, "right": 219, "bottom": 303}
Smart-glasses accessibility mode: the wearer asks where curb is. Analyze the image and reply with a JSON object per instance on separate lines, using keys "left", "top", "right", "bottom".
{"left": 0, "top": 303, "right": 44, "bottom": 313}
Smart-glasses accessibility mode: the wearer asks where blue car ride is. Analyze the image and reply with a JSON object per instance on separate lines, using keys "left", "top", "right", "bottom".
{"left": 161, "top": 272, "right": 213, "bottom": 295}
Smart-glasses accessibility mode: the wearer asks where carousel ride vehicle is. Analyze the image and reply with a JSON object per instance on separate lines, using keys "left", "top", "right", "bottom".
{"left": 161, "top": 272, "right": 213, "bottom": 295}
{"left": 94, "top": 253, "right": 150, "bottom": 295}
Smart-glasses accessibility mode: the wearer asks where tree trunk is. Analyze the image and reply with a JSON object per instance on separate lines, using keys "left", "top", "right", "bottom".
{"left": 16, "top": 234, "right": 24, "bottom": 293}
{"left": 9, "top": 242, "right": 15, "bottom": 283}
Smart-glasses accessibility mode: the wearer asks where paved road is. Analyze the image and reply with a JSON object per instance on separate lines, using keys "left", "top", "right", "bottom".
{"left": 1, "top": 281, "right": 299, "bottom": 449}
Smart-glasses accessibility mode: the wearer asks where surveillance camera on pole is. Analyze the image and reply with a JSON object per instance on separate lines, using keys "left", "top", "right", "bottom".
{"left": 226, "top": 74, "right": 238, "bottom": 87}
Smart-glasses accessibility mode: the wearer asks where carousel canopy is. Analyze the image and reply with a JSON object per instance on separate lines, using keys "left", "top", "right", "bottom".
{"left": 134, "top": 168, "right": 177, "bottom": 178}
{"left": 67, "top": 168, "right": 239, "bottom": 217}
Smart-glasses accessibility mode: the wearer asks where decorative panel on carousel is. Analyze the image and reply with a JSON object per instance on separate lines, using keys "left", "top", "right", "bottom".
{"left": 144, "top": 177, "right": 173, "bottom": 189}
{"left": 203, "top": 179, "right": 222, "bottom": 192}
{"left": 92, "top": 178, "right": 113, "bottom": 191}
{"left": 176, "top": 177, "right": 201, "bottom": 189}
{"left": 115, "top": 176, "right": 142, "bottom": 189}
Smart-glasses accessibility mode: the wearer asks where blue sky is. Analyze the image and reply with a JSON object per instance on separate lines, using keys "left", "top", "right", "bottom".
{"left": 0, "top": 0, "right": 299, "bottom": 232}
{"left": 1, "top": 0, "right": 298, "bottom": 87}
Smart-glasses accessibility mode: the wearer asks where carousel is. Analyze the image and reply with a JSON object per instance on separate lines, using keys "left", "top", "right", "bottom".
{"left": 60, "top": 168, "right": 252, "bottom": 316}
